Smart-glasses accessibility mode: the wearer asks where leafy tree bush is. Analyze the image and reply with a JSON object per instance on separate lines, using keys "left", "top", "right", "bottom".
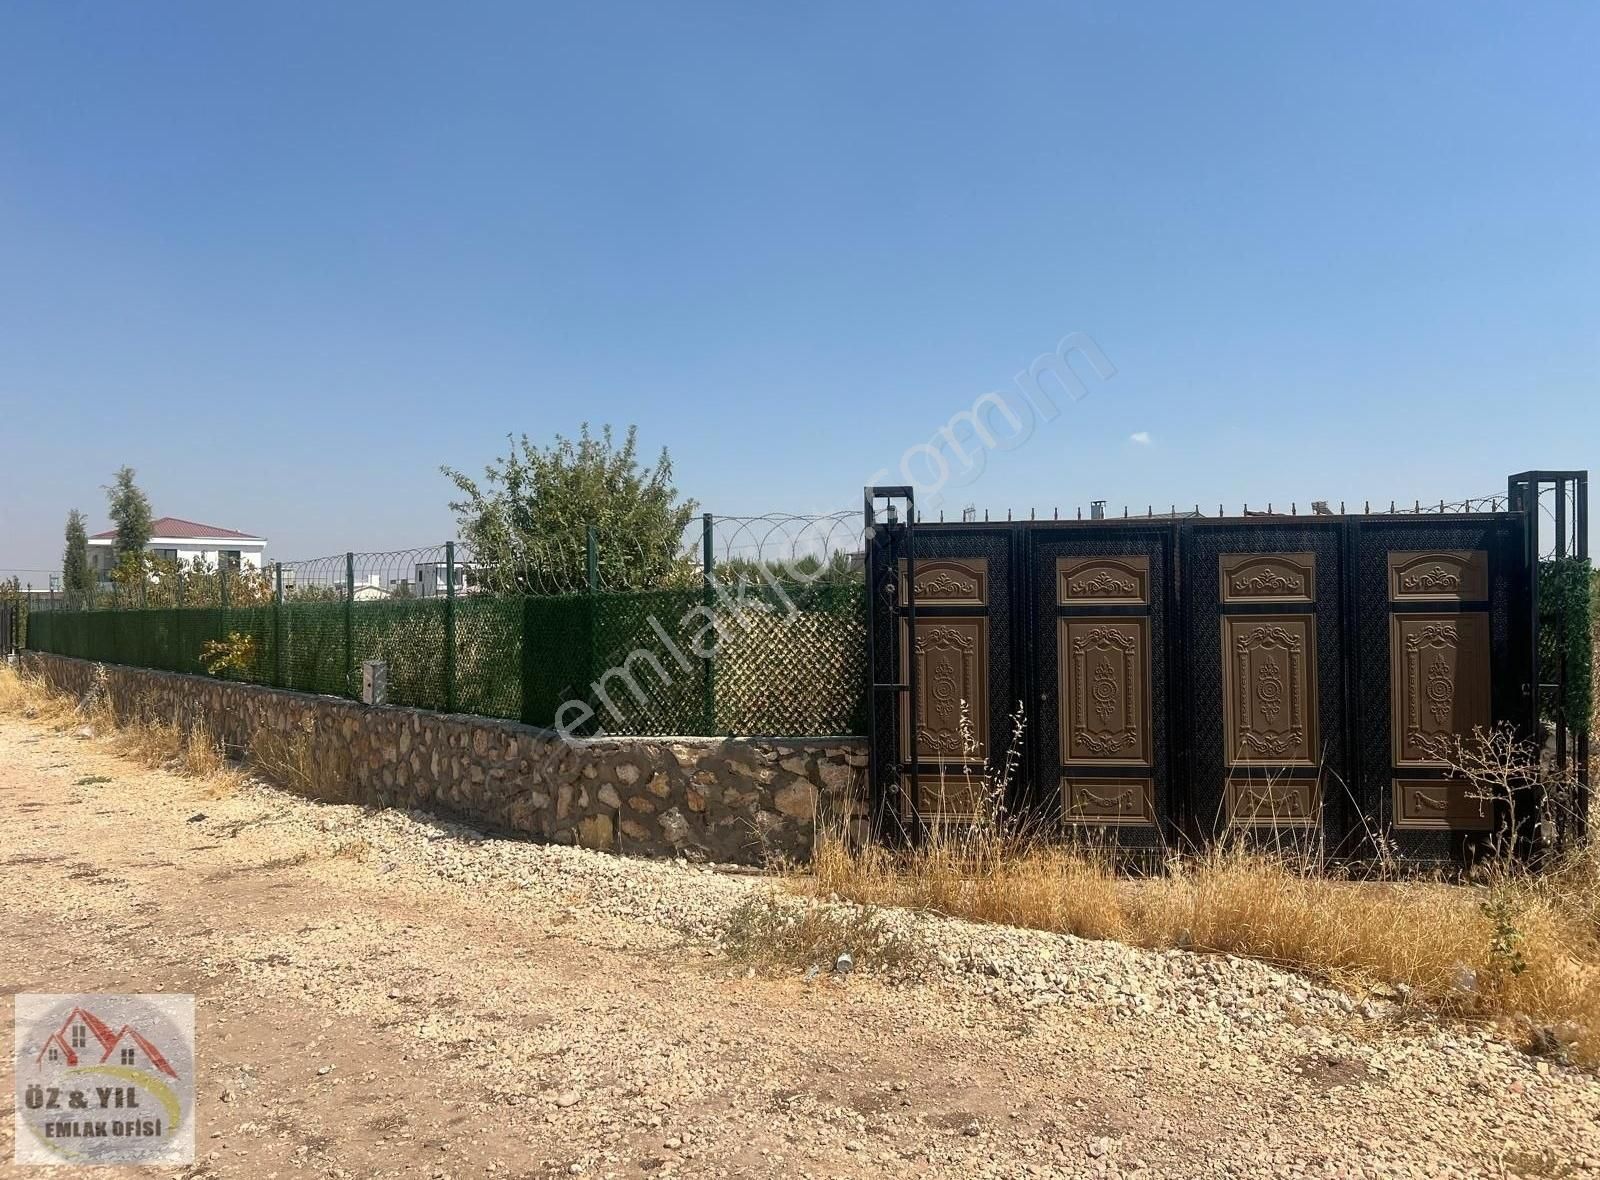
{"left": 443, "top": 424, "right": 697, "bottom": 593}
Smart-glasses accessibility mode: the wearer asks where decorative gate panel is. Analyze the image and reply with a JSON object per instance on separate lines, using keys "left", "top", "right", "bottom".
{"left": 1060, "top": 618, "right": 1151, "bottom": 767}
{"left": 1222, "top": 615, "right": 1318, "bottom": 767}
{"left": 1219, "top": 553, "right": 1316, "bottom": 604}
{"left": 1058, "top": 556, "right": 1150, "bottom": 606}
{"left": 1389, "top": 613, "right": 1491, "bottom": 767}
{"left": 901, "top": 617, "right": 989, "bottom": 764}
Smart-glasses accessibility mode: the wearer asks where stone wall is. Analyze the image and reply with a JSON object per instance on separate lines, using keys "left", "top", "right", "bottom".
{"left": 20, "top": 652, "right": 866, "bottom": 865}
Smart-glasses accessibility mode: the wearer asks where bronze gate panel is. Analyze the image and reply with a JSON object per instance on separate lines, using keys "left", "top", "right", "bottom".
{"left": 1059, "top": 617, "right": 1151, "bottom": 767}
{"left": 1222, "top": 615, "right": 1318, "bottom": 767}
{"left": 1062, "top": 776, "right": 1156, "bottom": 825}
{"left": 1391, "top": 779, "right": 1492, "bottom": 831}
{"left": 900, "top": 771, "right": 987, "bottom": 822}
{"left": 1057, "top": 556, "right": 1150, "bottom": 606}
{"left": 1390, "top": 613, "right": 1491, "bottom": 767}
{"left": 900, "top": 617, "right": 989, "bottom": 766}
{"left": 1219, "top": 552, "right": 1316, "bottom": 604}
{"left": 1387, "top": 551, "right": 1488, "bottom": 603}
{"left": 1223, "top": 778, "right": 1321, "bottom": 828}
{"left": 901, "top": 557, "right": 988, "bottom": 608}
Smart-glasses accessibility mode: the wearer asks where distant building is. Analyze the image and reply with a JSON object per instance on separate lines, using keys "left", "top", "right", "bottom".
{"left": 87, "top": 517, "right": 266, "bottom": 581}
{"left": 413, "top": 559, "right": 484, "bottom": 598}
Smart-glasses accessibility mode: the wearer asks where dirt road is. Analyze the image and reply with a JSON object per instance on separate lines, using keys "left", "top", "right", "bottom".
{"left": 1, "top": 713, "right": 1598, "bottom": 1179}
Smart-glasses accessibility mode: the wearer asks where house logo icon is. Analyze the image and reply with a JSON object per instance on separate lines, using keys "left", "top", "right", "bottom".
{"left": 13, "top": 993, "right": 195, "bottom": 1166}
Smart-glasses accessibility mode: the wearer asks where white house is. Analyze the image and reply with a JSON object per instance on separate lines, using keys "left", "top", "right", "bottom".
{"left": 87, "top": 516, "right": 267, "bottom": 580}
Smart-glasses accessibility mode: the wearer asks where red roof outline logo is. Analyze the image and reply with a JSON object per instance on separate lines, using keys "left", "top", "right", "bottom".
{"left": 34, "top": 1007, "right": 179, "bottom": 1079}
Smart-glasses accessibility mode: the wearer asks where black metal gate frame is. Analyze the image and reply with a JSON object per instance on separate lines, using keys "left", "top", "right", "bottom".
{"left": 865, "top": 486, "right": 1564, "bottom": 853}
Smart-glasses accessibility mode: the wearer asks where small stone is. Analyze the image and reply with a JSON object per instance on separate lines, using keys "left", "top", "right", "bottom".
{"left": 316, "top": 1065, "right": 332, "bottom": 1076}
{"left": 1087, "top": 1137, "right": 1111, "bottom": 1158}
{"left": 615, "top": 763, "right": 640, "bottom": 785}
{"left": 815, "top": 762, "right": 853, "bottom": 792}
{"left": 772, "top": 779, "right": 816, "bottom": 819}
{"left": 555, "top": 1091, "right": 580, "bottom": 1108}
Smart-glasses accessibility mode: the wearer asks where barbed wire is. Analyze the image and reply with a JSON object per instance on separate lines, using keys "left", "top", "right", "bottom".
{"left": 17, "top": 486, "right": 1584, "bottom": 609}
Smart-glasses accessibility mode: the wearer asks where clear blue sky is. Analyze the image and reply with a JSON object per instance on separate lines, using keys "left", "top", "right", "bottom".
{"left": 2, "top": 2, "right": 1595, "bottom": 578}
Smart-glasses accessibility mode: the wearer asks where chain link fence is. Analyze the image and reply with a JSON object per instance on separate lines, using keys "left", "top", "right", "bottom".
{"left": 24, "top": 514, "right": 869, "bottom": 738}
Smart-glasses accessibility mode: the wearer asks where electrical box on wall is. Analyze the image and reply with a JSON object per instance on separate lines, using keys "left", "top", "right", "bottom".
{"left": 361, "top": 659, "right": 388, "bottom": 706}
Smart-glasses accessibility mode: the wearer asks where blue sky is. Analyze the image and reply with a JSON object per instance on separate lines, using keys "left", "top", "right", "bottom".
{"left": 1, "top": 2, "right": 1595, "bottom": 577}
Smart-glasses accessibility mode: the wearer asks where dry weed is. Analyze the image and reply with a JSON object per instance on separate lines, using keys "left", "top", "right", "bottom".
{"left": 720, "top": 894, "right": 927, "bottom": 976}
{"left": 248, "top": 718, "right": 344, "bottom": 803}
{"left": 807, "top": 823, "right": 1600, "bottom": 1064}
{"left": 0, "top": 662, "right": 75, "bottom": 725}
{"left": 806, "top": 708, "right": 1599, "bottom": 1064}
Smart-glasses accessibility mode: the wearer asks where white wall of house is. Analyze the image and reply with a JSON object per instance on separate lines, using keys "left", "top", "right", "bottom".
{"left": 87, "top": 539, "right": 266, "bottom": 578}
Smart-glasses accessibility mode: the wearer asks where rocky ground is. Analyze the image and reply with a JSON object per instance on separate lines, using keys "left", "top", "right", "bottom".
{"left": 1, "top": 713, "right": 1598, "bottom": 1179}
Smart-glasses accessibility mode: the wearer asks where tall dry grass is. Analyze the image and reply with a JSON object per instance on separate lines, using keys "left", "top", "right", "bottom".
{"left": 1, "top": 661, "right": 243, "bottom": 796}
{"left": 808, "top": 822, "right": 1600, "bottom": 1063}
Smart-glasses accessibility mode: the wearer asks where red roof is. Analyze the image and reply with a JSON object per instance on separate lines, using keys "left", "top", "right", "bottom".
{"left": 101, "top": 1026, "right": 180, "bottom": 1079}
{"left": 89, "top": 516, "right": 262, "bottom": 542}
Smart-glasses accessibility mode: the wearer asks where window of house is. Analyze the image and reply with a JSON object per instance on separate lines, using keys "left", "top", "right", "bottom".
{"left": 70, "top": 1024, "right": 86, "bottom": 1049}
{"left": 220, "top": 550, "right": 242, "bottom": 571}
{"left": 152, "top": 548, "right": 178, "bottom": 563}
{"left": 121, "top": 1047, "right": 135, "bottom": 1065}
{"left": 48, "top": 1047, "right": 59, "bottom": 1062}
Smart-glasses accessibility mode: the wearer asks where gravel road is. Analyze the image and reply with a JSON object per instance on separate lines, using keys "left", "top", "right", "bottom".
{"left": 1, "top": 713, "right": 1597, "bottom": 1179}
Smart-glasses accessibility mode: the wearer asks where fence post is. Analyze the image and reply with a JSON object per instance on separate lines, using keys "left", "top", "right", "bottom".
{"left": 519, "top": 593, "right": 537, "bottom": 727}
{"left": 701, "top": 512, "right": 715, "bottom": 735}
{"left": 175, "top": 567, "right": 184, "bottom": 671}
{"left": 585, "top": 525, "right": 599, "bottom": 712}
{"left": 444, "top": 542, "right": 457, "bottom": 713}
{"left": 219, "top": 563, "right": 229, "bottom": 611}
{"left": 344, "top": 552, "right": 355, "bottom": 698}
{"left": 274, "top": 562, "right": 285, "bottom": 689}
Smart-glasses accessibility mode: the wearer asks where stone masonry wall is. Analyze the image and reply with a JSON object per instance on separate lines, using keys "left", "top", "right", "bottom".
{"left": 20, "top": 652, "right": 866, "bottom": 865}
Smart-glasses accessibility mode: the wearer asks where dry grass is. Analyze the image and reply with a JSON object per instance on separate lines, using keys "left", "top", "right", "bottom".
{"left": 1, "top": 661, "right": 244, "bottom": 795}
{"left": 806, "top": 819, "right": 1600, "bottom": 1065}
{"left": 720, "top": 893, "right": 928, "bottom": 976}
{"left": 249, "top": 719, "right": 345, "bottom": 803}
{"left": 0, "top": 661, "right": 77, "bottom": 725}
{"left": 0, "top": 662, "right": 335, "bottom": 802}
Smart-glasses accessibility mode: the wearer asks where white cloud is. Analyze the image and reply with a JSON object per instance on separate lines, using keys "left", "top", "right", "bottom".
{"left": 1129, "top": 431, "right": 1151, "bottom": 446}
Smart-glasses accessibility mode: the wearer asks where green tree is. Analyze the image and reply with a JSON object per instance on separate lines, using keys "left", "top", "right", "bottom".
{"left": 442, "top": 424, "right": 698, "bottom": 593}
{"left": 62, "top": 510, "right": 92, "bottom": 597}
{"left": 104, "top": 466, "right": 153, "bottom": 561}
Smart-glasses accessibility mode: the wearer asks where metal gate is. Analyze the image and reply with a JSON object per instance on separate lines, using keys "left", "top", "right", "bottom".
{"left": 866, "top": 490, "right": 1542, "bottom": 860}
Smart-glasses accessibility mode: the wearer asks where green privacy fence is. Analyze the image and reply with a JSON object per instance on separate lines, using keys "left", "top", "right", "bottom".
{"left": 26, "top": 582, "right": 868, "bottom": 738}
